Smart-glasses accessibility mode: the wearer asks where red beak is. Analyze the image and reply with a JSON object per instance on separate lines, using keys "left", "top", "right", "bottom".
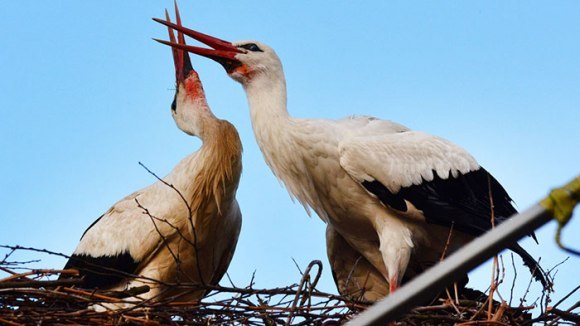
{"left": 153, "top": 14, "right": 243, "bottom": 72}
{"left": 163, "top": 4, "right": 193, "bottom": 84}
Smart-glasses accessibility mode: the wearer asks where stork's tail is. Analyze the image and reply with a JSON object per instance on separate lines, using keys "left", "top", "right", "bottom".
{"left": 509, "top": 243, "right": 552, "bottom": 291}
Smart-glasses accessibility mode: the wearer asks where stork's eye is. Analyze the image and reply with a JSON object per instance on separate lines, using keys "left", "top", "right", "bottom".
{"left": 240, "top": 43, "right": 262, "bottom": 52}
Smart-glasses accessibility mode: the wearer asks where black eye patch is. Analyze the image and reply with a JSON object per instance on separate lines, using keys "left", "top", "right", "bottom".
{"left": 171, "top": 95, "right": 177, "bottom": 112}
{"left": 240, "top": 43, "right": 263, "bottom": 52}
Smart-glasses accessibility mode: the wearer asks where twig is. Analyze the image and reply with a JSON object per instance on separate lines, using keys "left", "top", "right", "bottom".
{"left": 122, "top": 315, "right": 161, "bottom": 325}
{"left": 0, "top": 278, "right": 82, "bottom": 289}
{"left": 286, "top": 260, "right": 322, "bottom": 325}
{"left": 552, "top": 285, "right": 580, "bottom": 310}
{"left": 344, "top": 255, "right": 363, "bottom": 295}
{"left": 134, "top": 197, "right": 182, "bottom": 275}
{"left": 509, "top": 253, "right": 516, "bottom": 307}
{"left": 0, "top": 268, "right": 79, "bottom": 283}
{"left": 0, "top": 317, "right": 24, "bottom": 326}
{"left": 491, "top": 301, "right": 507, "bottom": 321}
{"left": 549, "top": 305, "right": 580, "bottom": 324}
{"left": 487, "top": 173, "right": 498, "bottom": 320}
{"left": 138, "top": 161, "right": 206, "bottom": 285}
{"left": 1, "top": 245, "right": 570, "bottom": 325}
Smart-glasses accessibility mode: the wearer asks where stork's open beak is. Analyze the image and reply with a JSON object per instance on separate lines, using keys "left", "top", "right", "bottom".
{"left": 163, "top": 5, "right": 194, "bottom": 85}
{"left": 153, "top": 15, "right": 242, "bottom": 73}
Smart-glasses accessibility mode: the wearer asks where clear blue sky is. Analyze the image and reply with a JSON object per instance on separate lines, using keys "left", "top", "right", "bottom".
{"left": 1, "top": 1, "right": 578, "bottom": 312}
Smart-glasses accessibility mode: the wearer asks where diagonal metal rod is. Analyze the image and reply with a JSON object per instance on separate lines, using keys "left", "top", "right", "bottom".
{"left": 348, "top": 203, "right": 552, "bottom": 325}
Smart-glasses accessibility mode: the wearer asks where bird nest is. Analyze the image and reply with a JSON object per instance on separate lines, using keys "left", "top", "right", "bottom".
{"left": 1, "top": 245, "right": 578, "bottom": 325}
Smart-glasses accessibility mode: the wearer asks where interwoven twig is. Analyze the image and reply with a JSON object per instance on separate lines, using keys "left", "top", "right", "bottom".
{"left": 1, "top": 246, "right": 578, "bottom": 325}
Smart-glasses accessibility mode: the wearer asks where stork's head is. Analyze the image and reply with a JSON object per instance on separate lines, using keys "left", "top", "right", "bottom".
{"left": 153, "top": 19, "right": 283, "bottom": 87}
{"left": 163, "top": 6, "right": 215, "bottom": 138}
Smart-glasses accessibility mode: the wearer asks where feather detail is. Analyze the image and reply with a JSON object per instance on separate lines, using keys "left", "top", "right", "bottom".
{"left": 339, "top": 131, "right": 480, "bottom": 193}
{"left": 187, "top": 120, "right": 242, "bottom": 218}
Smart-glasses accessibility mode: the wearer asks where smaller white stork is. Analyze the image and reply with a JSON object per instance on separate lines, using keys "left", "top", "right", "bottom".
{"left": 60, "top": 6, "right": 242, "bottom": 303}
{"left": 153, "top": 20, "right": 551, "bottom": 301}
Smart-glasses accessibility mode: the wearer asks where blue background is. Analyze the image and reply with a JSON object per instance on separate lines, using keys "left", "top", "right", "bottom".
{"left": 1, "top": 0, "right": 578, "bottom": 312}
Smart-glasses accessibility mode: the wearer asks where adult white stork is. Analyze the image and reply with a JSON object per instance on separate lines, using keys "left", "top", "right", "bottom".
{"left": 153, "top": 21, "right": 550, "bottom": 299}
{"left": 60, "top": 7, "right": 243, "bottom": 303}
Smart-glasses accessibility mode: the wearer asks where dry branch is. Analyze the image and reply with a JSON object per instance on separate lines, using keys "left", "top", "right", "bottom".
{"left": 1, "top": 245, "right": 577, "bottom": 325}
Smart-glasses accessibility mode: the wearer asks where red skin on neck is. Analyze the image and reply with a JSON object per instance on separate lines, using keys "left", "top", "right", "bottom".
{"left": 184, "top": 71, "right": 206, "bottom": 99}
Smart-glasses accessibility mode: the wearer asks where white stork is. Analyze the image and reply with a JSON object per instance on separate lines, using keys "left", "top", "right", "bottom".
{"left": 61, "top": 7, "right": 243, "bottom": 303}
{"left": 153, "top": 21, "right": 550, "bottom": 299}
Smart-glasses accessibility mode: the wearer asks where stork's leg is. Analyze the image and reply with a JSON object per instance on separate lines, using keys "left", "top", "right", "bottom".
{"left": 389, "top": 276, "right": 399, "bottom": 293}
{"left": 377, "top": 226, "right": 413, "bottom": 295}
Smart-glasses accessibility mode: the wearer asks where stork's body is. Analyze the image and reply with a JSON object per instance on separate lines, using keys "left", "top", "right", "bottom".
{"left": 246, "top": 100, "right": 477, "bottom": 293}
{"left": 245, "top": 73, "right": 546, "bottom": 297}
{"left": 61, "top": 8, "right": 242, "bottom": 303}
{"left": 154, "top": 22, "right": 549, "bottom": 300}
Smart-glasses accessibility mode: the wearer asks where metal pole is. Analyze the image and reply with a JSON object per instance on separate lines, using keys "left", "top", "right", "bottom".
{"left": 348, "top": 204, "right": 552, "bottom": 326}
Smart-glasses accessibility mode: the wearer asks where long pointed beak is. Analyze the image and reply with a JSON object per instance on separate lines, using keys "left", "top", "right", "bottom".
{"left": 164, "top": 5, "right": 193, "bottom": 84}
{"left": 153, "top": 16, "right": 242, "bottom": 72}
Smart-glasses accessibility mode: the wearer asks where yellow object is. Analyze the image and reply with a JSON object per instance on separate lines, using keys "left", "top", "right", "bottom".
{"left": 540, "top": 176, "right": 580, "bottom": 255}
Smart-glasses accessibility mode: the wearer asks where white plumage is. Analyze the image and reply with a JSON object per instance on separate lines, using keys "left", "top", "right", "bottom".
{"left": 339, "top": 130, "right": 480, "bottom": 192}
{"left": 61, "top": 7, "right": 242, "bottom": 304}
{"left": 154, "top": 23, "right": 549, "bottom": 300}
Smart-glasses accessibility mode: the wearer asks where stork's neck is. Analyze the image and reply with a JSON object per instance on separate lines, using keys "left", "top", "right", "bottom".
{"left": 243, "top": 73, "right": 290, "bottom": 149}
{"left": 199, "top": 121, "right": 242, "bottom": 211}
{"left": 170, "top": 120, "right": 242, "bottom": 214}
{"left": 242, "top": 72, "right": 324, "bottom": 218}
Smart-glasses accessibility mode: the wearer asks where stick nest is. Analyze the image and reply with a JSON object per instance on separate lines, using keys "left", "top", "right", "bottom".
{"left": 1, "top": 245, "right": 578, "bottom": 325}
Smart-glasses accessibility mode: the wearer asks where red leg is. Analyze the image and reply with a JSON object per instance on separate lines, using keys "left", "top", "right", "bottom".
{"left": 389, "top": 276, "right": 398, "bottom": 293}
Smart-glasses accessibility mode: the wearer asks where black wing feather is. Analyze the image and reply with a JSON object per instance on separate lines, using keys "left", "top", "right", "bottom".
{"left": 363, "top": 168, "right": 516, "bottom": 237}
{"left": 362, "top": 167, "right": 549, "bottom": 288}
{"left": 59, "top": 214, "right": 140, "bottom": 289}
{"left": 61, "top": 252, "right": 140, "bottom": 289}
